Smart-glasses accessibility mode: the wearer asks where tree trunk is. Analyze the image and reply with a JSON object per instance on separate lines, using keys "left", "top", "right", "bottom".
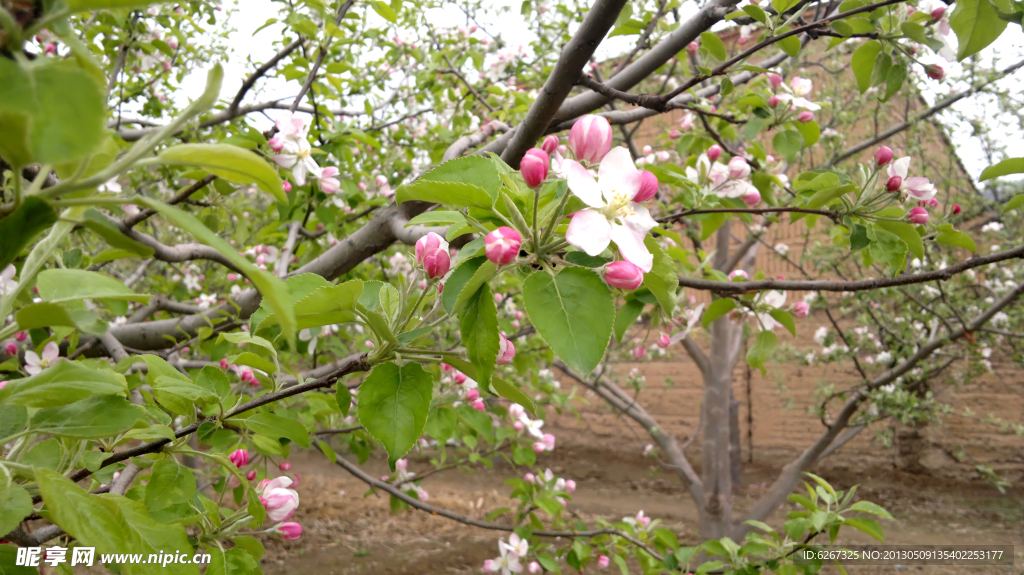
{"left": 729, "top": 387, "right": 743, "bottom": 489}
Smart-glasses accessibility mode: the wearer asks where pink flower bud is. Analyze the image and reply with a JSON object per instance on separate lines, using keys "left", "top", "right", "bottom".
{"left": 798, "top": 110, "right": 815, "bottom": 123}
{"left": 728, "top": 156, "right": 750, "bottom": 179}
{"left": 907, "top": 5, "right": 916, "bottom": 13}
{"left": 357, "top": 182, "right": 367, "bottom": 191}
{"left": 923, "top": 197, "right": 939, "bottom": 209}
{"left": 532, "top": 442, "right": 546, "bottom": 454}
{"left": 229, "top": 449, "right": 249, "bottom": 468}
{"left": 568, "top": 115, "right": 613, "bottom": 163}
{"left": 466, "top": 388, "right": 480, "bottom": 402}
{"left": 634, "top": 170, "right": 659, "bottom": 202}
{"left": 415, "top": 232, "right": 452, "bottom": 279}
{"left": 632, "top": 345, "right": 646, "bottom": 360}
{"left": 952, "top": 204, "right": 961, "bottom": 215}
{"left": 669, "top": 130, "right": 681, "bottom": 140}
{"left": 874, "top": 146, "right": 893, "bottom": 166}
{"left": 455, "top": 372, "right": 467, "bottom": 385}
{"left": 528, "top": 562, "right": 541, "bottom": 574}
{"left": 742, "top": 189, "right": 761, "bottom": 207}
{"left": 542, "top": 433, "right": 556, "bottom": 450}
{"left": 729, "top": 270, "right": 749, "bottom": 280}
{"left": 276, "top": 522, "right": 303, "bottom": 541}
{"left": 657, "top": 333, "right": 671, "bottom": 348}
{"left": 926, "top": 64, "right": 944, "bottom": 80}
{"left": 246, "top": 470, "right": 257, "bottom": 480}
{"left": 282, "top": 181, "right": 292, "bottom": 193}
{"left": 541, "top": 135, "right": 559, "bottom": 154}
{"left": 767, "top": 95, "right": 780, "bottom": 108}
{"left": 471, "top": 399, "right": 486, "bottom": 411}
{"left": 565, "top": 479, "right": 577, "bottom": 492}
{"left": 908, "top": 206, "right": 929, "bottom": 225}
{"left": 14, "top": 331, "right": 27, "bottom": 342}
{"left": 931, "top": 6, "right": 946, "bottom": 19}
{"left": 365, "top": 340, "right": 375, "bottom": 348}
{"left": 497, "top": 333, "right": 516, "bottom": 365}
{"left": 268, "top": 136, "right": 286, "bottom": 153}
{"left": 279, "top": 462, "right": 292, "bottom": 471}
{"left": 521, "top": 148, "right": 549, "bottom": 187}
{"left": 686, "top": 41, "right": 698, "bottom": 55}
{"left": 768, "top": 73, "right": 784, "bottom": 89}
{"left": 886, "top": 175, "right": 903, "bottom": 192}
{"left": 792, "top": 301, "right": 810, "bottom": 318}
{"left": 642, "top": 145, "right": 653, "bottom": 155}
{"left": 598, "top": 555, "right": 610, "bottom": 568}
{"left": 513, "top": 420, "right": 524, "bottom": 431}
{"left": 220, "top": 358, "right": 229, "bottom": 370}
{"left": 515, "top": 310, "right": 524, "bottom": 320}
{"left": 707, "top": 144, "right": 722, "bottom": 162}
{"left": 485, "top": 227, "right": 522, "bottom": 266}
{"left": 524, "top": 473, "right": 535, "bottom": 483}
{"left": 604, "top": 261, "right": 644, "bottom": 290}
{"left": 3, "top": 342, "right": 16, "bottom": 355}
{"left": 168, "top": 37, "right": 179, "bottom": 50}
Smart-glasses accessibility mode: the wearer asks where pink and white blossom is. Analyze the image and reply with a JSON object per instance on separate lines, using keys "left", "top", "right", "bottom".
{"left": 497, "top": 333, "right": 516, "bottom": 365}
{"left": 887, "top": 157, "right": 936, "bottom": 200}
{"left": 568, "top": 115, "right": 613, "bottom": 164}
{"left": 564, "top": 147, "right": 659, "bottom": 272}
{"left": 485, "top": 227, "right": 522, "bottom": 266}
{"left": 0, "top": 264, "right": 18, "bottom": 296}
{"left": 24, "top": 342, "right": 60, "bottom": 375}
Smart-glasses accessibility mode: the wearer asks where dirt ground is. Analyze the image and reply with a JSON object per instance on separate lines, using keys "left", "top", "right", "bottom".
{"left": 261, "top": 444, "right": 1024, "bottom": 575}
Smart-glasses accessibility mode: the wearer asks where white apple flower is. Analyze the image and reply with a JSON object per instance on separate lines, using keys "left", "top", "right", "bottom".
{"left": 887, "top": 157, "right": 936, "bottom": 200}
{"left": 25, "top": 342, "right": 60, "bottom": 375}
{"left": 754, "top": 290, "right": 787, "bottom": 331}
{"left": 0, "top": 265, "right": 18, "bottom": 296}
{"left": 520, "top": 415, "right": 545, "bottom": 438}
{"left": 196, "top": 293, "right": 217, "bottom": 310}
{"left": 499, "top": 534, "right": 529, "bottom": 559}
{"left": 563, "top": 147, "right": 659, "bottom": 272}
{"left": 776, "top": 76, "right": 820, "bottom": 110}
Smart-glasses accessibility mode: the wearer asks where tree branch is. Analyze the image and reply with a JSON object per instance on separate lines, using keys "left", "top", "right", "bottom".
{"left": 229, "top": 38, "right": 304, "bottom": 116}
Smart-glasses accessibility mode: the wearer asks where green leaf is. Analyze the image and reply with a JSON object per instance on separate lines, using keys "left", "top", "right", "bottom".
{"left": 746, "top": 330, "right": 777, "bottom": 376}
{"left": 15, "top": 302, "right": 108, "bottom": 335}
{"left": 357, "top": 362, "right": 434, "bottom": 470}
{"left": 137, "top": 198, "right": 297, "bottom": 349}
{"left": 876, "top": 221, "right": 923, "bottom": 258}
{"left": 935, "top": 229, "right": 977, "bottom": 252}
{"left": 81, "top": 209, "right": 156, "bottom": 257}
{"left": 259, "top": 280, "right": 363, "bottom": 331}
{"left": 244, "top": 413, "right": 310, "bottom": 448}
{"left": 407, "top": 210, "right": 468, "bottom": 227}
{"left": 0, "top": 405, "right": 27, "bottom": 441}
{"left": 0, "top": 359, "right": 127, "bottom": 407}
{"left": 442, "top": 256, "right": 487, "bottom": 313}
{"left": 847, "top": 500, "right": 894, "bottom": 518}
{"left": 869, "top": 228, "right": 909, "bottom": 277}
{"left": 843, "top": 517, "right": 885, "bottom": 541}
{"left": 370, "top": 0, "right": 398, "bottom": 21}
{"left": 0, "top": 197, "right": 58, "bottom": 270}
{"left": 151, "top": 376, "right": 216, "bottom": 415}
{"left": 36, "top": 269, "right": 150, "bottom": 304}
{"left": 67, "top": 0, "right": 174, "bottom": 11}
{"left": 453, "top": 259, "right": 498, "bottom": 312}
{"left": 424, "top": 406, "right": 457, "bottom": 443}
{"left": 949, "top": 0, "right": 1008, "bottom": 60}
{"left": 614, "top": 299, "right": 645, "bottom": 343}
{"left": 851, "top": 41, "right": 881, "bottom": 93}
{"left": 883, "top": 61, "right": 907, "bottom": 101}
{"left": 250, "top": 273, "right": 331, "bottom": 331}
{"left": 158, "top": 144, "right": 286, "bottom": 203}
{"left": 0, "top": 545, "right": 38, "bottom": 574}
{"left": 458, "top": 284, "right": 499, "bottom": 387}
{"left": 231, "top": 352, "right": 276, "bottom": 375}
{"left": 145, "top": 458, "right": 197, "bottom": 511}
{"left": 769, "top": 308, "right": 797, "bottom": 336}
{"left": 360, "top": 306, "right": 398, "bottom": 344}
{"left": 700, "top": 32, "right": 728, "bottom": 61}
{"left": 492, "top": 376, "right": 537, "bottom": 417}
{"left": 336, "top": 385, "right": 352, "bottom": 417}
{"left": 417, "top": 155, "right": 502, "bottom": 199}
{"left": 777, "top": 32, "right": 801, "bottom": 57}
{"left": 772, "top": 0, "right": 799, "bottom": 14}
{"left": 979, "top": 157, "right": 1024, "bottom": 181}
{"left": 1001, "top": 193, "right": 1024, "bottom": 213}
{"left": 29, "top": 394, "right": 143, "bottom": 438}
{"left": 0, "top": 59, "right": 105, "bottom": 166}
{"left": 0, "top": 481, "right": 32, "bottom": 537}
{"left": 795, "top": 120, "right": 820, "bottom": 147}
{"left": 642, "top": 236, "right": 677, "bottom": 316}
{"left": 805, "top": 184, "right": 856, "bottom": 209}
{"left": 395, "top": 181, "right": 495, "bottom": 208}
{"left": 743, "top": 4, "right": 768, "bottom": 22}
{"left": 702, "top": 298, "right": 736, "bottom": 328}
{"left": 523, "top": 267, "right": 614, "bottom": 376}
{"left": 772, "top": 130, "right": 804, "bottom": 161}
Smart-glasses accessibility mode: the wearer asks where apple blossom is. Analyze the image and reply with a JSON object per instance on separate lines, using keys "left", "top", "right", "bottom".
{"left": 669, "top": 129, "right": 681, "bottom": 139}
{"left": 565, "top": 479, "right": 577, "bottom": 493}
{"left": 24, "top": 342, "right": 60, "bottom": 375}
{"left": 875, "top": 146, "right": 893, "bottom": 166}
{"left": 262, "top": 477, "right": 300, "bottom": 522}
{"left": 541, "top": 134, "right": 559, "bottom": 154}
{"left": 742, "top": 188, "right": 761, "bottom": 207}
{"left": 632, "top": 345, "right": 646, "bottom": 359}
{"left": 522, "top": 416, "right": 544, "bottom": 438}
{"left": 887, "top": 157, "right": 936, "bottom": 200}
{"left": 246, "top": 470, "right": 257, "bottom": 481}
{"left": 657, "top": 333, "right": 671, "bottom": 348}
{"left": 754, "top": 291, "right": 787, "bottom": 330}
{"left": 604, "top": 260, "right": 644, "bottom": 290}
{"left": 466, "top": 388, "right": 480, "bottom": 402}
{"left": 0, "top": 264, "right": 18, "bottom": 296}
{"left": 798, "top": 110, "right": 815, "bottom": 123}
{"left": 792, "top": 301, "right": 810, "bottom": 317}
{"left": 521, "top": 148, "right": 549, "bottom": 187}
{"left": 454, "top": 372, "right": 467, "bottom": 384}
{"left": 634, "top": 170, "right": 659, "bottom": 202}
{"left": 319, "top": 167, "right": 341, "bottom": 194}
{"left": 768, "top": 95, "right": 780, "bottom": 108}
{"left": 271, "top": 117, "right": 321, "bottom": 186}
{"left": 415, "top": 232, "right": 451, "bottom": 279}
{"left": 229, "top": 449, "right": 249, "bottom": 467}
{"left": 568, "top": 114, "right": 613, "bottom": 164}
{"left": 679, "top": 112, "right": 695, "bottom": 131}
{"left": 509, "top": 404, "right": 525, "bottom": 419}
{"left": 528, "top": 561, "right": 541, "bottom": 574}
{"left": 563, "top": 147, "right": 659, "bottom": 271}
{"left": 952, "top": 203, "right": 962, "bottom": 215}
{"left": 886, "top": 176, "right": 902, "bottom": 192}
{"left": 598, "top": 555, "right": 610, "bottom": 568}
{"left": 472, "top": 399, "right": 486, "bottom": 411}
{"left": 485, "top": 539, "right": 523, "bottom": 575}
{"left": 908, "top": 206, "right": 929, "bottom": 225}
{"left": 3, "top": 341, "right": 16, "bottom": 355}
{"left": 524, "top": 472, "right": 535, "bottom": 483}
{"left": 707, "top": 144, "right": 722, "bottom": 162}
{"left": 13, "top": 331, "right": 26, "bottom": 342}
{"left": 276, "top": 522, "right": 303, "bottom": 541}
{"left": 500, "top": 534, "right": 529, "bottom": 559}
{"left": 926, "top": 64, "right": 944, "bottom": 80}
{"left": 282, "top": 181, "right": 292, "bottom": 193}
{"left": 686, "top": 41, "right": 698, "bottom": 54}
{"left": 280, "top": 462, "right": 292, "bottom": 471}
{"left": 729, "top": 270, "right": 748, "bottom": 280}
{"left": 728, "top": 156, "right": 751, "bottom": 179}
{"left": 497, "top": 333, "right": 516, "bottom": 365}
{"left": 485, "top": 227, "right": 522, "bottom": 265}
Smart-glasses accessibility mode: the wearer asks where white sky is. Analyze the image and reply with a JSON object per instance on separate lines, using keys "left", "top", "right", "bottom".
{"left": 180, "top": 0, "right": 1024, "bottom": 181}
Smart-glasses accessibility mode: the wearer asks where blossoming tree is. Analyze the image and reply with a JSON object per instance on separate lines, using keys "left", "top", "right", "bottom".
{"left": 1, "top": 0, "right": 1022, "bottom": 572}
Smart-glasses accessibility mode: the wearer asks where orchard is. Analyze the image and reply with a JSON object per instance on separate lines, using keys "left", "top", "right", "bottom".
{"left": 0, "top": 0, "right": 1022, "bottom": 573}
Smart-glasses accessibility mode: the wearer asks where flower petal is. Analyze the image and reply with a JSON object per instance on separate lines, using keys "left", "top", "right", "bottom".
{"left": 889, "top": 157, "right": 911, "bottom": 179}
{"left": 610, "top": 222, "right": 653, "bottom": 272}
{"left": 564, "top": 160, "right": 605, "bottom": 208}
{"left": 42, "top": 341, "right": 59, "bottom": 362}
{"left": 597, "top": 147, "right": 642, "bottom": 201}
{"left": 565, "top": 209, "right": 612, "bottom": 256}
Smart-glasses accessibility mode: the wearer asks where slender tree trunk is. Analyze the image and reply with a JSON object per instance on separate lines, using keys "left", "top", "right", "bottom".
{"left": 700, "top": 316, "right": 736, "bottom": 539}
{"left": 729, "top": 387, "right": 743, "bottom": 489}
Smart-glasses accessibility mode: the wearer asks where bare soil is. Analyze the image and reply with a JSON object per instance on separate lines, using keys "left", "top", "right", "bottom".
{"left": 262, "top": 444, "right": 1024, "bottom": 575}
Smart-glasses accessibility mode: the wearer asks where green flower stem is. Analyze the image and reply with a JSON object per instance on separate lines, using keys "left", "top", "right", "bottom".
{"left": 401, "top": 279, "right": 434, "bottom": 332}
{"left": 538, "top": 190, "right": 573, "bottom": 249}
